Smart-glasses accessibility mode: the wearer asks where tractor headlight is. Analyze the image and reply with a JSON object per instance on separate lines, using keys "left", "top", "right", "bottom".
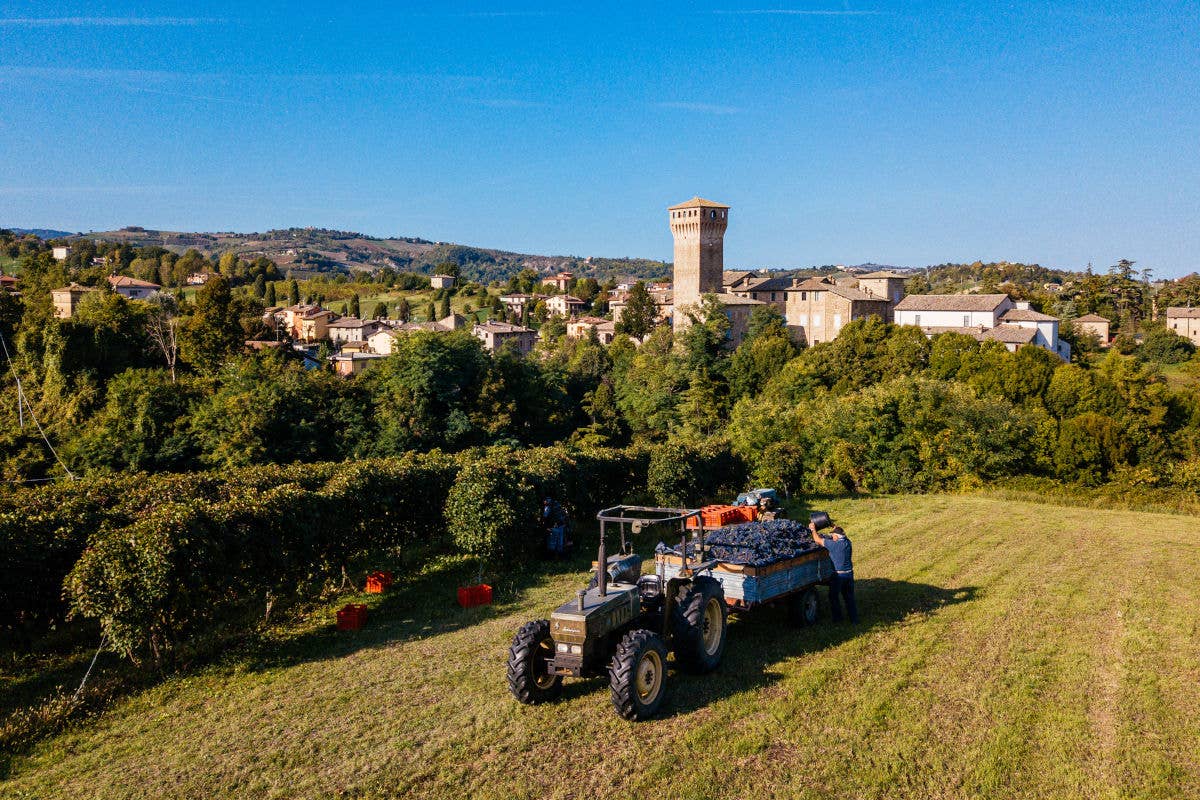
{"left": 556, "top": 642, "right": 568, "bottom": 652}
{"left": 570, "top": 645, "right": 582, "bottom": 655}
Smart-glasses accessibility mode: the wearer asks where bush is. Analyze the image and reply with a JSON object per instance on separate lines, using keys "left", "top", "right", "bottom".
{"left": 647, "top": 440, "right": 748, "bottom": 506}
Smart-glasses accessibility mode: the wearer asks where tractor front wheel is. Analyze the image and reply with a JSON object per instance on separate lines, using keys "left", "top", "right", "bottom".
{"left": 672, "top": 576, "right": 728, "bottom": 673}
{"left": 507, "top": 619, "right": 563, "bottom": 704}
{"left": 609, "top": 629, "right": 668, "bottom": 721}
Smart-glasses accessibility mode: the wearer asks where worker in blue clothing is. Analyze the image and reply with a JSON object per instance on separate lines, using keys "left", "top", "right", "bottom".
{"left": 810, "top": 521, "right": 858, "bottom": 624}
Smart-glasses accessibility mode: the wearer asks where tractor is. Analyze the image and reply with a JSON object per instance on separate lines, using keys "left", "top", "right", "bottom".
{"left": 506, "top": 505, "right": 727, "bottom": 721}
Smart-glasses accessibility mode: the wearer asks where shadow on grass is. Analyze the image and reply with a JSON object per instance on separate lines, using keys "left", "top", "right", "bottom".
{"left": 660, "top": 578, "right": 978, "bottom": 718}
{"left": 543, "top": 578, "right": 977, "bottom": 719}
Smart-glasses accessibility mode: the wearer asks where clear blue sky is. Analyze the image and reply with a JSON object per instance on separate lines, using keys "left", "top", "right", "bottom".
{"left": 1, "top": 1, "right": 1197, "bottom": 276}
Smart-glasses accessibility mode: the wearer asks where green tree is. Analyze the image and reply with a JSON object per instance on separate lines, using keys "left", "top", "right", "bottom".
{"left": 349, "top": 293, "right": 361, "bottom": 318}
{"left": 252, "top": 274, "right": 266, "bottom": 299}
{"left": 426, "top": 301, "right": 437, "bottom": 322}
{"left": 396, "top": 297, "right": 411, "bottom": 322}
{"left": 287, "top": 279, "right": 300, "bottom": 306}
{"left": 264, "top": 281, "right": 277, "bottom": 306}
{"left": 438, "top": 293, "right": 452, "bottom": 320}
{"left": 615, "top": 281, "right": 658, "bottom": 339}
{"left": 180, "top": 275, "right": 243, "bottom": 372}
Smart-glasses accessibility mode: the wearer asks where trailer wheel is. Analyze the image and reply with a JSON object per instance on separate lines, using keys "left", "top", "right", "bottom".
{"left": 507, "top": 619, "right": 562, "bottom": 704}
{"left": 609, "top": 629, "right": 668, "bottom": 721}
{"left": 788, "top": 587, "right": 819, "bottom": 627}
{"left": 671, "top": 576, "right": 727, "bottom": 674}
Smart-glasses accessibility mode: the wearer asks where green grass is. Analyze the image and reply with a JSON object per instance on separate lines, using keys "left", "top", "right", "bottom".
{"left": 3, "top": 494, "right": 1199, "bottom": 799}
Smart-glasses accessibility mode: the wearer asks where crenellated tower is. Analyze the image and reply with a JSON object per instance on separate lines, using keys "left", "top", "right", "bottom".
{"left": 669, "top": 196, "right": 729, "bottom": 330}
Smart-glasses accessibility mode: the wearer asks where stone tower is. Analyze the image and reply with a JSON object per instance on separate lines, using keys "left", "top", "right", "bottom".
{"left": 669, "top": 196, "right": 729, "bottom": 331}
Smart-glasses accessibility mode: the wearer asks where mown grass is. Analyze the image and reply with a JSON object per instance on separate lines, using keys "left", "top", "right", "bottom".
{"left": 3, "top": 494, "right": 1198, "bottom": 800}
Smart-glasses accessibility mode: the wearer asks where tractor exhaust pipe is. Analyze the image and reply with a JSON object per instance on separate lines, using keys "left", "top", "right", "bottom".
{"left": 597, "top": 524, "right": 608, "bottom": 597}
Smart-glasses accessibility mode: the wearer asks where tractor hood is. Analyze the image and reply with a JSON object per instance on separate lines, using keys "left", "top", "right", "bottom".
{"left": 549, "top": 584, "right": 639, "bottom": 645}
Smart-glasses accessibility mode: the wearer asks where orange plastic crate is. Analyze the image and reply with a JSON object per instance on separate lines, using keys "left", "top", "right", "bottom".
{"left": 336, "top": 603, "right": 368, "bottom": 631}
{"left": 457, "top": 584, "right": 493, "bottom": 608}
{"left": 365, "top": 570, "right": 394, "bottom": 594}
{"left": 686, "top": 505, "right": 742, "bottom": 529}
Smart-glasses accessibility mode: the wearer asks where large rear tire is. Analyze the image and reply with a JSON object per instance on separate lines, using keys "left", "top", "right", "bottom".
{"left": 671, "top": 576, "right": 728, "bottom": 674}
{"left": 609, "top": 629, "right": 669, "bottom": 721}
{"left": 507, "top": 619, "right": 563, "bottom": 704}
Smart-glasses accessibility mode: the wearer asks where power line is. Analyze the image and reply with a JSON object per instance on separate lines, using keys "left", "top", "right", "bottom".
{"left": 0, "top": 329, "right": 76, "bottom": 481}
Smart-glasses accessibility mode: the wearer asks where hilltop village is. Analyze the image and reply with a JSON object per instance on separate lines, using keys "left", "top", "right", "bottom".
{"left": 35, "top": 197, "right": 1193, "bottom": 379}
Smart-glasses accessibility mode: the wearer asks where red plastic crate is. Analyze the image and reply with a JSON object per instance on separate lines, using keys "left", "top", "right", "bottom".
{"left": 457, "top": 584, "right": 493, "bottom": 608}
{"left": 686, "top": 505, "right": 742, "bottom": 529}
{"left": 365, "top": 570, "right": 394, "bottom": 594}
{"left": 336, "top": 603, "right": 368, "bottom": 631}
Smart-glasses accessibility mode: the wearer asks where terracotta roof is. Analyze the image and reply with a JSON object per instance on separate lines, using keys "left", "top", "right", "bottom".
{"left": 828, "top": 285, "right": 888, "bottom": 303}
{"left": 1165, "top": 307, "right": 1200, "bottom": 318}
{"left": 328, "top": 317, "right": 370, "bottom": 328}
{"left": 572, "top": 316, "right": 608, "bottom": 325}
{"left": 108, "top": 274, "right": 160, "bottom": 290}
{"left": 788, "top": 277, "right": 836, "bottom": 292}
{"left": 858, "top": 270, "right": 909, "bottom": 279}
{"left": 980, "top": 324, "right": 1038, "bottom": 344}
{"left": 668, "top": 196, "right": 730, "bottom": 210}
{"left": 895, "top": 294, "right": 1011, "bottom": 312}
{"left": 474, "top": 321, "right": 535, "bottom": 334}
{"left": 1074, "top": 314, "right": 1110, "bottom": 323}
{"left": 1001, "top": 308, "right": 1058, "bottom": 322}
{"left": 743, "top": 276, "right": 793, "bottom": 292}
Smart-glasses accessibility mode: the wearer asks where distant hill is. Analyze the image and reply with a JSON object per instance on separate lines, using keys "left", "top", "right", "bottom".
{"left": 5, "top": 227, "right": 74, "bottom": 239}
{"left": 48, "top": 226, "right": 670, "bottom": 284}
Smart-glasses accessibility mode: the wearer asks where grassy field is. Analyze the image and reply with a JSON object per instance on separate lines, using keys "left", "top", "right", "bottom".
{"left": 3, "top": 494, "right": 1199, "bottom": 799}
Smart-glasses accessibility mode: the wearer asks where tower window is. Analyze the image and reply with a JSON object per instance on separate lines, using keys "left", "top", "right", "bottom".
{"left": 710, "top": 210, "right": 717, "bottom": 218}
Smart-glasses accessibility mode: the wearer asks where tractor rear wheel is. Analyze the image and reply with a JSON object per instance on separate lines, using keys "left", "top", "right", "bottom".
{"left": 788, "top": 587, "right": 819, "bottom": 627}
{"left": 609, "top": 629, "right": 669, "bottom": 721}
{"left": 671, "top": 576, "right": 727, "bottom": 674}
{"left": 507, "top": 619, "right": 562, "bottom": 704}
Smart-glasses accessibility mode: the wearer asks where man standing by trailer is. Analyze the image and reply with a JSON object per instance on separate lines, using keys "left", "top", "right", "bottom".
{"left": 810, "top": 521, "right": 858, "bottom": 624}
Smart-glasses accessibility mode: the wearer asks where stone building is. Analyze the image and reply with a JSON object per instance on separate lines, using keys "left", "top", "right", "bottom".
{"left": 784, "top": 277, "right": 891, "bottom": 345}
{"left": 1165, "top": 307, "right": 1200, "bottom": 346}
{"left": 472, "top": 320, "right": 537, "bottom": 354}
{"left": 430, "top": 274, "right": 456, "bottom": 289}
{"left": 1073, "top": 314, "right": 1111, "bottom": 346}
{"left": 107, "top": 274, "right": 160, "bottom": 300}
{"left": 51, "top": 283, "right": 97, "bottom": 318}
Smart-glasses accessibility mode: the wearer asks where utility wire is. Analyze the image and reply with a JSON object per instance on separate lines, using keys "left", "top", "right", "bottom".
{"left": 0, "top": 329, "right": 76, "bottom": 481}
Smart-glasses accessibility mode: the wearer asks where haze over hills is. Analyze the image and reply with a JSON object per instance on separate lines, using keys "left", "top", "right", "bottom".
{"left": 6, "top": 225, "right": 676, "bottom": 284}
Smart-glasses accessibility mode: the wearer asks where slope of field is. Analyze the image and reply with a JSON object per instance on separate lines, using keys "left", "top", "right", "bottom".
{"left": 4, "top": 494, "right": 1199, "bottom": 800}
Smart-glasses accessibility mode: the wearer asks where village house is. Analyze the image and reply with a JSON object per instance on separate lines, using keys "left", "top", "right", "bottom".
{"left": 784, "top": 277, "right": 891, "bottom": 345}
{"left": 1165, "top": 307, "right": 1200, "bottom": 346}
{"left": 330, "top": 352, "right": 387, "bottom": 377}
{"left": 499, "top": 293, "right": 549, "bottom": 316}
{"left": 855, "top": 271, "right": 908, "bottom": 320}
{"left": 430, "top": 274, "right": 456, "bottom": 289}
{"left": 107, "top": 274, "right": 160, "bottom": 300}
{"left": 52, "top": 246, "right": 69, "bottom": 261}
{"left": 51, "top": 283, "right": 97, "bottom": 318}
{"left": 728, "top": 274, "right": 792, "bottom": 316}
{"left": 566, "top": 316, "right": 617, "bottom": 344}
{"left": 543, "top": 271, "right": 573, "bottom": 292}
{"left": 365, "top": 314, "right": 467, "bottom": 355}
{"left": 327, "top": 317, "right": 385, "bottom": 345}
{"left": 609, "top": 289, "right": 673, "bottom": 326}
{"left": 894, "top": 294, "right": 1070, "bottom": 360}
{"left": 545, "top": 294, "right": 586, "bottom": 317}
{"left": 276, "top": 305, "right": 335, "bottom": 341}
{"left": 0, "top": 274, "right": 18, "bottom": 292}
{"left": 472, "top": 320, "right": 538, "bottom": 354}
{"left": 1074, "top": 314, "right": 1111, "bottom": 346}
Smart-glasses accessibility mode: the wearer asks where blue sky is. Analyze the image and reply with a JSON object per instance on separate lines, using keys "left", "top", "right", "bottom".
{"left": 1, "top": 1, "right": 1198, "bottom": 276}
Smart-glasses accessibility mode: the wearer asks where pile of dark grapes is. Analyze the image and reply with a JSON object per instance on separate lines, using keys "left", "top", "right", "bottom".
{"left": 659, "top": 519, "right": 819, "bottom": 567}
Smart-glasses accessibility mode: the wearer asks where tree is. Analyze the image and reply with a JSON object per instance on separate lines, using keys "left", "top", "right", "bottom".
{"left": 349, "top": 293, "right": 361, "bottom": 318}
{"left": 264, "top": 281, "right": 276, "bottom": 306}
{"left": 287, "top": 279, "right": 300, "bottom": 306}
{"left": 426, "top": 301, "right": 437, "bottom": 322}
{"left": 615, "top": 281, "right": 657, "bottom": 339}
{"left": 372, "top": 302, "right": 388, "bottom": 320}
{"left": 438, "top": 293, "right": 452, "bottom": 320}
{"left": 144, "top": 293, "right": 182, "bottom": 382}
{"left": 396, "top": 297, "right": 411, "bottom": 322}
{"left": 433, "top": 261, "right": 461, "bottom": 278}
{"left": 180, "top": 275, "right": 243, "bottom": 372}
{"left": 252, "top": 274, "right": 266, "bottom": 299}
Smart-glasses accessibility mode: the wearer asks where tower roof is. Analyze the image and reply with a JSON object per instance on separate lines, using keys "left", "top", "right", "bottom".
{"left": 669, "top": 196, "right": 730, "bottom": 210}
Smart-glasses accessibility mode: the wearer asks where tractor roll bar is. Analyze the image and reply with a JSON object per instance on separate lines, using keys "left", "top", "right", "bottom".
{"left": 594, "top": 506, "right": 704, "bottom": 598}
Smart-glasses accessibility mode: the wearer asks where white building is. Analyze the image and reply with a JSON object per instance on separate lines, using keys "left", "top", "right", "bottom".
{"left": 107, "top": 274, "right": 160, "bottom": 300}
{"left": 545, "top": 294, "right": 585, "bottom": 317}
{"left": 895, "top": 294, "right": 1069, "bottom": 360}
{"left": 327, "top": 317, "right": 385, "bottom": 345}
{"left": 52, "top": 246, "right": 69, "bottom": 261}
